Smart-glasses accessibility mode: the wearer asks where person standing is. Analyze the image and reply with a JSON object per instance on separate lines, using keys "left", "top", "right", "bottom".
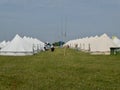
{"left": 51, "top": 44, "right": 55, "bottom": 52}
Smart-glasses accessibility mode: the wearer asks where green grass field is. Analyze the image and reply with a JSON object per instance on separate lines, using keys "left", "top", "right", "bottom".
{"left": 0, "top": 48, "right": 120, "bottom": 90}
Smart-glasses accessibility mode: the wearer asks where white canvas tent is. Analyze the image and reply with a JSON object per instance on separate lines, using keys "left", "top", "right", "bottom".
{"left": 64, "top": 33, "right": 117, "bottom": 55}
{"left": 23, "top": 36, "right": 45, "bottom": 52}
{"left": 89, "top": 34, "right": 116, "bottom": 54}
{"left": 0, "top": 41, "right": 6, "bottom": 48}
{"left": 0, "top": 40, "right": 10, "bottom": 49}
{"left": 112, "top": 36, "right": 120, "bottom": 47}
{"left": 0, "top": 34, "right": 45, "bottom": 56}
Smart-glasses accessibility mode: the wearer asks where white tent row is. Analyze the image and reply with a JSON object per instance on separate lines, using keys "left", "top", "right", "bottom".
{"left": 0, "top": 34, "right": 45, "bottom": 56}
{"left": 64, "top": 33, "right": 118, "bottom": 55}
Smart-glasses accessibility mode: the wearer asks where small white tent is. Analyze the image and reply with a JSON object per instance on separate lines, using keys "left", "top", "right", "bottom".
{"left": 112, "top": 36, "right": 120, "bottom": 47}
{"left": 0, "top": 40, "right": 7, "bottom": 49}
{"left": 23, "top": 36, "right": 45, "bottom": 52}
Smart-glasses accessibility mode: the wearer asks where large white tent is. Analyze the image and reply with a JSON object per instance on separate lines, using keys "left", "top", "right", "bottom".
{"left": 89, "top": 34, "right": 116, "bottom": 54}
{"left": 64, "top": 33, "right": 117, "bottom": 55}
{"left": 0, "top": 40, "right": 10, "bottom": 49}
{"left": 0, "top": 34, "right": 45, "bottom": 56}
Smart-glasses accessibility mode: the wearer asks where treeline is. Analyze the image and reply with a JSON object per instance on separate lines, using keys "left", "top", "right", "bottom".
{"left": 52, "top": 41, "right": 65, "bottom": 46}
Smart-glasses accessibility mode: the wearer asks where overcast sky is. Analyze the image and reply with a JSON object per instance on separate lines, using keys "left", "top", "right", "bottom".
{"left": 0, "top": 0, "right": 120, "bottom": 42}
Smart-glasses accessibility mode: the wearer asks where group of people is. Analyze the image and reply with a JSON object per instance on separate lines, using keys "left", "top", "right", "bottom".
{"left": 44, "top": 42, "right": 55, "bottom": 52}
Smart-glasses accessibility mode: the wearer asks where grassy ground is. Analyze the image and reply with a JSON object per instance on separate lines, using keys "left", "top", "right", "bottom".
{"left": 0, "top": 48, "right": 120, "bottom": 90}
